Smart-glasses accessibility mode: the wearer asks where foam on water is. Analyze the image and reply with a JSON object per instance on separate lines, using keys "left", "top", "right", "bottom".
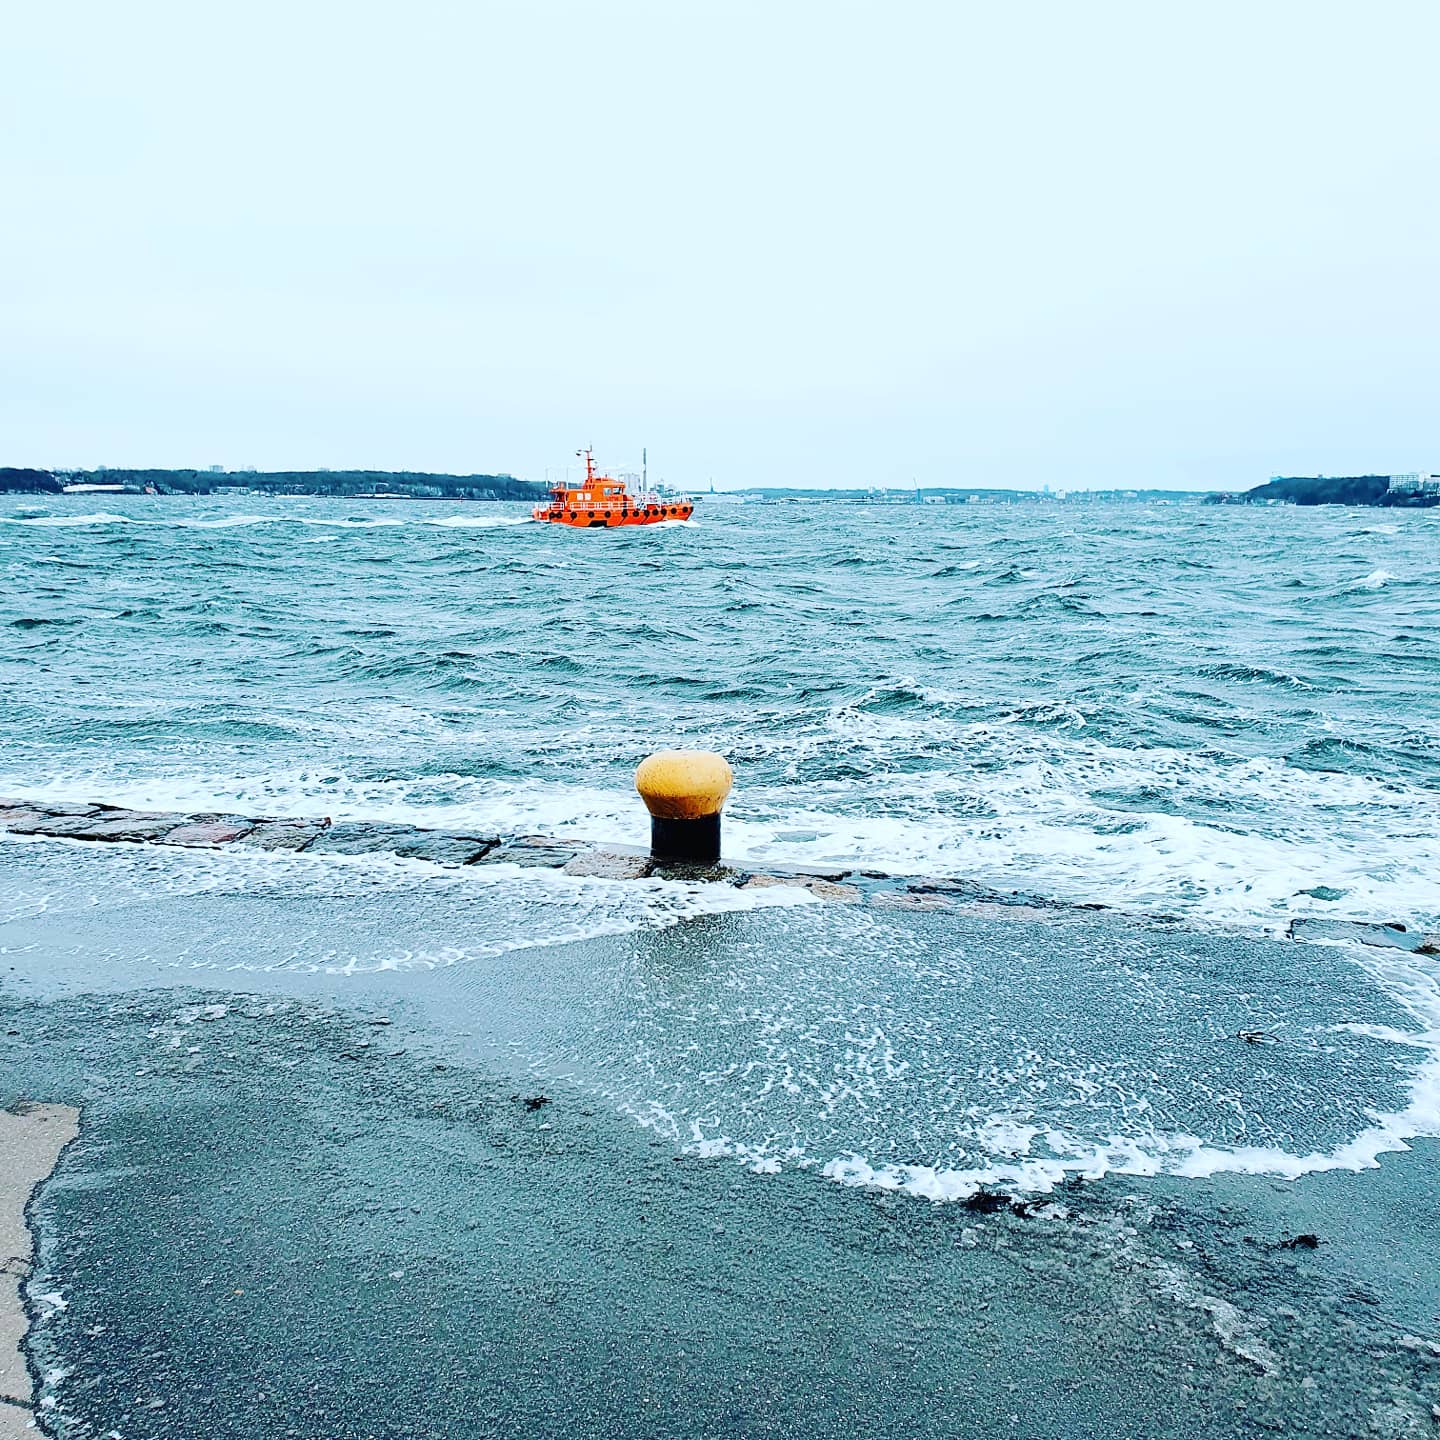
{"left": 518, "top": 901, "right": 1440, "bottom": 1203}
{"left": 3, "top": 838, "right": 1438, "bottom": 1207}
{"left": 9, "top": 721, "right": 1436, "bottom": 932}
{"left": 1, "top": 510, "right": 134, "bottom": 527}
{"left": 421, "top": 514, "right": 533, "bottom": 529}
{"left": 0, "top": 833, "right": 817, "bottom": 977}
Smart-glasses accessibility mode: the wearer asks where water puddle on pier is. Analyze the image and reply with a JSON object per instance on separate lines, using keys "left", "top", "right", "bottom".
{"left": 4, "top": 833, "right": 1437, "bottom": 1204}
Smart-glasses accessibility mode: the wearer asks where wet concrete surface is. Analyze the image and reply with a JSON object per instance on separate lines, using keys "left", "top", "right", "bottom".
{"left": 3, "top": 835, "right": 1440, "bottom": 1437}
{"left": 3, "top": 986, "right": 1438, "bottom": 1439}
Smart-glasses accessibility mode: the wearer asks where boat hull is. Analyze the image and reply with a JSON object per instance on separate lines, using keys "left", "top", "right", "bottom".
{"left": 531, "top": 503, "right": 693, "bottom": 528}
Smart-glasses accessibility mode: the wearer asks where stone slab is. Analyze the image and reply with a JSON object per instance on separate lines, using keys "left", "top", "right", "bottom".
{"left": 562, "top": 851, "right": 655, "bottom": 880}
{"left": 234, "top": 823, "right": 328, "bottom": 853}
{"left": 79, "top": 814, "right": 191, "bottom": 842}
{"left": 390, "top": 832, "right": 498, "bottom": 867}
{"left": 0, "top": 812, "right": 50, "bottom": 834}
{"left": 2, "top": 810, "right": 190, "bottom": 841}
{"left": 806, "top": 879, "right": 861, "bottom": 903}
{"left": 907, "top": 877, "right": 1006, "bottom": 900}
{"left": 90, "top": 808, "right": 189, "bottom": 821}
{"left": 871, "top": 890, "right": 955, "bottom": 910}
{"left": 163, "top": 821, "right": 255, "bottom": 847}
{"left": 743, "top": 873, "right": 861, "bottom": 903}
{"left": 481, "top": 836, "right": 584, "bottom": 869}
{"left": 26, "top": 815, "right": 140, "bottom": 838}
{"left": 755, "top": 861, "right": 853, "bottom": 882}
{"left": 304, "top": 823, "right": 426, "bottom": 857}
{"left": 301, "top": 823, "right": 498, "bottom": 866}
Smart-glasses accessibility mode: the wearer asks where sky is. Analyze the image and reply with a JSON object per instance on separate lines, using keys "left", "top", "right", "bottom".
{"left": 2, "top": 1, "right": 1437, "bottom": 491}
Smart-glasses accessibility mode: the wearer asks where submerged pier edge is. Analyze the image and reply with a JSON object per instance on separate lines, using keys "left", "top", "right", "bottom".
{"left": 1, "top": 795, "right": 1435, "bottom": 949}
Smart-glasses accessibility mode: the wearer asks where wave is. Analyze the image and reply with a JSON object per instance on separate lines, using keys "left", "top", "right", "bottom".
{"left": 531, "top": 899, "right": 1440, "bottom": 1205}
{"left": 11, "top": 726, "right": 1440, "bottom": 933}
{"left": 0, "top": 833, "right": 818, "bottom": 966}
{"left": 816, "top": 947, "right": 1440, "bottom": 1201}
{"left": 1195, "top": 662, "right": 1316, "bottom": 689}
{"left": 421, "top": 515, "right": 533, "bottom": 529}
{"left": 1348, "top": 568, "right": 1396, "bottom": 591}
{"left": 0, "top": 511, "right": 133, "bottom": 527}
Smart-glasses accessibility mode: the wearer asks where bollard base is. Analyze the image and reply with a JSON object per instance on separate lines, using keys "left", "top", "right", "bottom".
{"left": 650, "top": 812, "right": 722, "bottom": 865}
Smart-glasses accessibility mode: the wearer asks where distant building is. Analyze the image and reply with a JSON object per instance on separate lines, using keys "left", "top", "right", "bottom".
{"left": 1387, "top": 472, "right": 1440, "bottom": 496}
{"left": 62, "top": 483, "right": 126, "bottom": 494}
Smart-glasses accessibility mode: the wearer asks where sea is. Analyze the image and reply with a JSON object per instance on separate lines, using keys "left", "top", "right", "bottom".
{"left": 3, "top": 492, "right": 1439, "bottom": 1201}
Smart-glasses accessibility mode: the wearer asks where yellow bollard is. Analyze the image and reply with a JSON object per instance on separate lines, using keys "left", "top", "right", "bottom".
{"left": 634, "top": 750, "right": 734, "bottom": 864}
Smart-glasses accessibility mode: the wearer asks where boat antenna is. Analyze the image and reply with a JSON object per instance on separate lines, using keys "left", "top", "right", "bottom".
{"left": 643, "top": 448, "right": 647, "bottom": 492}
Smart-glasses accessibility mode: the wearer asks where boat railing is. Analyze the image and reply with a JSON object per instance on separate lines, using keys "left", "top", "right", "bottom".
{"left": 537, "top": 487, "right": 691, "bottom": 516}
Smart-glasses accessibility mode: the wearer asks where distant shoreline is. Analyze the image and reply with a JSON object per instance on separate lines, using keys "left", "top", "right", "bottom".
{"left": 0, "top": 466, "right": 544, "bottom": 503}
{"left": 1205, "top": 474, "right": 1440, "bottom": 509}
{"left": 0, "top": 467, "right": 1212, "bottom": 506}
{"left": 8, "top": 466, "right": 1438, "bottom": 508}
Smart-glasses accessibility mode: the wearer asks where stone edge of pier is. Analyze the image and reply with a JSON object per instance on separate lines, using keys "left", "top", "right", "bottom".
{"left": 1, "top": 797, "right": 1435, "bottom": 951}
{"left": 0, "top": 1102, "right": 78, "bottom": 1439}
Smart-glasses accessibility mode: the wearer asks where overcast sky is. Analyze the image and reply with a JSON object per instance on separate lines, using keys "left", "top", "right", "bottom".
{"left": 3, "top": 1, "right": 1437, "bottom": 490}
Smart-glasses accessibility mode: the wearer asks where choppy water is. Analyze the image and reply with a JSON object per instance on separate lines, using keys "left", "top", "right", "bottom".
{"left": 4, "top": 493, "right": 1438, "bottom": 930}
{"left": 4, "top": 491, "right": 1440, "bottom": 1199}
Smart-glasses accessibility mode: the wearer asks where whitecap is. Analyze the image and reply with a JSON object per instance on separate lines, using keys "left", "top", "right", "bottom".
{"left": 295, "top": 516, "right": 408, "bottom": 529}
{"left": 1349, "top": 568, "right": 1395, "bottom": 591}
{"left": 422, "top": 514, "right": 534, "bottom": 529}
{"left": 164, "top": 514, "right": 280, "bottom": 529}
{"left": 0, "top": 511, "right": 131, "bottom": 527}
{"left": 11, "top": 731, "right": 1438, "bottom": 935}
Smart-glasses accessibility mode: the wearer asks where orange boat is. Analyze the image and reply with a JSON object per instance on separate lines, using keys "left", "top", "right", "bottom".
{"left": 533, "top": 449, "right": 693, "bottom": 528}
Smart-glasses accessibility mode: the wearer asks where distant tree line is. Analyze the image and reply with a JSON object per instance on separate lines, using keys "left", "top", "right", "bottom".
{"left": 1205, "top": 475, "right": 1438, "bottom": 507}
{"left": 0, "top": 467, "right": 63, "bottom": 493}
{"left": 0, "top": 468, "right": 547, "bottom": 501}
